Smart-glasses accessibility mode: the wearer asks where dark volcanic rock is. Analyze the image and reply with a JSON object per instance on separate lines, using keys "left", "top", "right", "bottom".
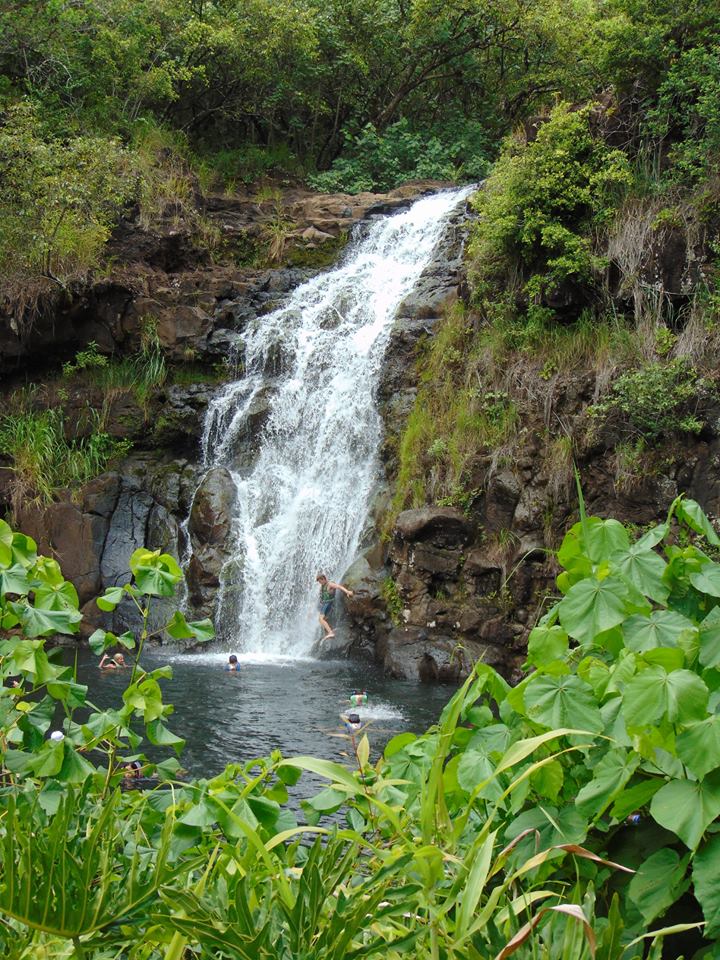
{"left": 395, "top": 507, "right": 473, "bottom": 545}
{"left": 186, "top": 467, "right": 238, "bottom": 613}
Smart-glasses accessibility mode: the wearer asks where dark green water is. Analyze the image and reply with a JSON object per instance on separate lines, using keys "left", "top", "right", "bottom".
{"left": 74, "top": 650, "right": 456, "bottom": 777}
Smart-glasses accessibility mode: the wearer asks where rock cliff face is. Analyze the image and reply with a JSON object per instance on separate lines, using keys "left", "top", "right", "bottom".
{"left": 4, "top": 180, "right": 716, "bottom": 679}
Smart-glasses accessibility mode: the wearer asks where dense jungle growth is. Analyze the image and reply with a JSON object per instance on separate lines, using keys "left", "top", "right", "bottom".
{"left": 0, "top": 0, "right": 717, "bottom": 294}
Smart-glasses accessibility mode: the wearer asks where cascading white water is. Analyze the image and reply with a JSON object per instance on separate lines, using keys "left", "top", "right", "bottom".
{"left": 198, "top": 186, "right": 472, "bottom": 656}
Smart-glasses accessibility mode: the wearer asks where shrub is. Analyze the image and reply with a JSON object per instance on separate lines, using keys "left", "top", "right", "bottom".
{"left": 308, "top": 118, "right": 490, "bottom": 194}
{"left": 649, "top": 45, "right": 720, "bottom": 184}
{"left": 0, "top": 101, "right": 131, "bottom": 291}
{"left": 468, "top": 103, "right": 632, "bottom": 309}
{"left": 591, "top": 357, "right": 708, "bottom": 439}
{"left": 4, "top": 500, "right": 720, "bottom": 957}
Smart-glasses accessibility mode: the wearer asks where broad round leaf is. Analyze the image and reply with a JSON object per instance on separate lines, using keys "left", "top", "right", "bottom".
{"left": 96, "top": 586, "right": 125, "bottom": 611}
{"left": 575, "top": 748, "right": 639, "bottom": 818}
{"left": 558, "top": 576, "right": 630, "bottom": 644}
{"left": 130, "top": 549, "right": 182, "bottom": 597}
{"left": 623, "top": 610, "right": 697, "bottom": 653}
{"left": 676, "top": 715, "right": 720, "bottom": 779}
{"left": 628, "top": 848, "right": 687, "bottom": 924}
{"left": 677, "top": 498, "right": 720, "bottom": 546}
{"left": 526, "top": 624, "right": 568, "bottom": 668}
{"left": 524, "top": 674, "right": 603, "bottom": 731}
{"left": 651, "top": 771, "right": 720, "bottom": 849}
{"left": 610, "top": 542, "right": 668, "bottom": 603}
{"left": 690, "top": 562, "right": 720, "bottom": 598}
{"left": 583, "top": 518, "right": 630, "bottom": 563}
{"left": 10, "top": 602, "right": 82, "bottom": 638}
{"left": 623, "top": 667, "right": 709, "bottom": 727}
{"left": 0, "top": 564, "right": 33, "bottom": 598}
{"left": 699, "top": 607, "right": 720, "bottom": 669}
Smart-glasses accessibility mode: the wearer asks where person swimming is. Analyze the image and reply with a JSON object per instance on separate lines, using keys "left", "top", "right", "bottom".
{"left": 99, "top": 652, "right": 126, "bottom": 670}
{"left": 342, "top": 712, "right": 362, "bottom": 734}
{"left": 224, "top": 654, "right": 241, "bottom": 672}
{"left": 348, "top": 690, "right": 368, "bottom": 707}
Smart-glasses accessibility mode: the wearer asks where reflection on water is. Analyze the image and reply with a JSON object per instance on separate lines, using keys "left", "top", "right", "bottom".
{"left": 75, "top": 650, "right": 456, "bottom": 778}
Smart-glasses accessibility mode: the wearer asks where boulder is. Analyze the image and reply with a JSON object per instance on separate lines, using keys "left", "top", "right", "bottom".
{"left": 186, "top": 467, "right": 238, "bottom": 613}
{"left": 377, "top": 626, "right": 506, "bottom": 681}
{"left": 16, "top": 498, "right": 110, "bottom": 605}
{"left": 395, "top": 507, "right": 473, "bottom": 546}
{"left": 188, "top": 467, "right": 237, "bottom": 545}
{"left": 410, "top": 543, "right": 462, "bottom": 576}
{"left": 343, "top": 555, "right": 388, "bottom": 620}
{"left": 101, "top": 482, "right": 155, "bottom": 587}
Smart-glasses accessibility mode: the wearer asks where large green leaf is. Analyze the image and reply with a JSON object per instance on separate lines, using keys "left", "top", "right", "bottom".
{"left": 165, "top": 611, "right": 215, "bottom": 643}
{"left": 558, "top": 576, "right": 631, "bottom": 645}
{"left": 623, "top": 610, "right": 697, "bottom": 654}
{"left": 33, "top": 579, "right": 79, "bottom": 611}
{"left": 693, "top": 834, "right": 720, "bottom": 938}
{"left": 147, "top": 719, "right": 185, "bottom": 754}
{"left": 575, "top": 748, "right": 640, "bottom": 818}
{"left": 690, "top": 562, "right": 720, "bottom": 598}
{"left": 610, "top": 779, "right": 664, "bottom": 820}
{"left": 130, "top": 548, "right": 182, "bottom": 597}
{"left": 0, "top": 563, "right": 33, "bottom": 598}
{"left": 699, "top": 606, "right": 720, "bottom": 669}
{"left": 57, "top": 747, "right": 96, "bottom": 783}
{"left": 526, "top": 624, "right": 568, "bottom": 668}
{"left": 628, "top": 848, "right": 688, "bottom": 924}
{"left": 623, "top": 667, "right": 709, "bottom": 728}
{"left": 96, "top": 586, "right": 125, "bottom": 611}
{"left": 610, "top": 542, "right": 669, "bottom": 604}
{"left": 455, "top": 749, "right": 503, "bottom": 800}
{"left": 650, "top": 771, "right": 720, "bottom": 849}
{"left": 524, "top": 674, "right": 603, "bottom": 731}
{"left": 10, "top": 601, "right": 82, "bottom": 637}
{"left": 676, "top": 715, "right": 720, "bottom": 779}
{"left": 0, "top": 517, "right": 13, "bottom": 566}
{"left": 636, "top": 523, "right": 669, "bottom": 551}
{"left": 583, "top": 518, "right": 631, "bottom": 563}
{"left": 676, "top": 498, "right": 720, "bottom": 546}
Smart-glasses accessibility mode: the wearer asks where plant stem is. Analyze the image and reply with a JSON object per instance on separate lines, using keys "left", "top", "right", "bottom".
{"left": 72, "top": 935, "right": 87, "bottom": 960}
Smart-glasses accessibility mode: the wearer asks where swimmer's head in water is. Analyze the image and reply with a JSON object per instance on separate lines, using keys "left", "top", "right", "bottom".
{"left": 229, "top": 654, "right": 238, "bottom": 664}
{"left": 113, "top": 653, "right": 125, "bottom": 666}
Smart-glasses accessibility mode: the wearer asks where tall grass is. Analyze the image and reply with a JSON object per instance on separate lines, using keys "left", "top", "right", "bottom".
{"left": 0, "top": 406, "right": 131, "bottom": 512}
{"left": 389, "top": 303, "right": 641, "bottom": 522}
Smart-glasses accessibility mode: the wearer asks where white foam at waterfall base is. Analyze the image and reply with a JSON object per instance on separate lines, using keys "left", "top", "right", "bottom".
{"left": 196, "top": 186, "right": 474, "bottom": 656}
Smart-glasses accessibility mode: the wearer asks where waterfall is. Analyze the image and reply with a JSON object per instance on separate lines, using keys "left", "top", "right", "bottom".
{"left": 196, "top": 186, "right": 472, "bottom": 656}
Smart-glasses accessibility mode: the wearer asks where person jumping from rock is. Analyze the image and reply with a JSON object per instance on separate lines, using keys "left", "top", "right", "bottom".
{"left": 316, "top": 572, "right": 353, "bottom": 640}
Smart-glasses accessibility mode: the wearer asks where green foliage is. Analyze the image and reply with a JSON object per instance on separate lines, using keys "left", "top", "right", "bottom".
{"left": 7, "top": 505, "right": 720, "bottom": 956}
{"left": 469, "top": 103, "right": 633, "bottom": 308}
{"left": 591, "top": 357, "right": 708, "bottom": 439}
{"left": 649, "top": 44, "right": 720, "bottom": 184}
{"left": 380, "top": 576, "right": 403, "bottom": 626}
{"left": 308, "top": 119, "right": 490, "bottom": 193}
{"left": 0, "top": 102, "right": 131, "bottom": 289}
{"left": 390, "top": 303, "right": 639, "bottom": 516}
{"left": 0, "top": 406, "right": 131, "bottom": 509}
{"left": 62, "top": 341, "right": 109, "bottom": 378}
